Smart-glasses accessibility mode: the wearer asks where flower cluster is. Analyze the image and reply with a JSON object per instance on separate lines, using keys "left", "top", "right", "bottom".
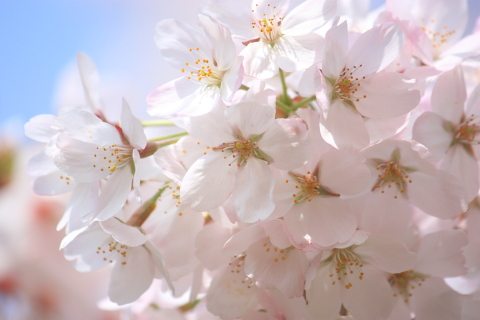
{"left": 25, "top": 0, "right": 480, "bottom": 319}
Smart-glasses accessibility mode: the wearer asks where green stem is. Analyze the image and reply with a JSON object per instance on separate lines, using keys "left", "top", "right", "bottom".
{"left": 276, "top": 100, "right": 291, "bottom": 113}
{"left": 292, "top": 95, "right": 317, "bottom": 110}
{"left": 141, "top": 120, "right": 175, "bottom": 127}
{"left": 239, "top": 84, "right": 250, "bottom": 91}
{"left": 155, "top": 138, "right": 182, "bottom": 148}
{"left": 148, "top": 131, "right": 188, "bottom": 142}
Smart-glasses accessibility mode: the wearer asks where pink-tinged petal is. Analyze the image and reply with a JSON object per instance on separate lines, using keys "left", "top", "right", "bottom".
{"left": 324, "top": 100, "right": 370, "bottom": 150}
{"left": 100, "top": 217, "right": 147, "bottom": 247}
{"left": 221, "top": 57, "right": 244, "bottom": 102}
{"left": 415, "top": 230, "right": 467, "bottom": 278}
{"left": 226, "top": 100, "right": 275, "bottom": 139}
{"left": 441, "top": 145, "right": 479, "bottom": 202}
{"left": 186, "top": 102, "right": 235, "bottom": 147}
{"left": 62, "top": 223, "right": 112, "bottom": 272}
{"left": 466, "top": 83, "right": 480, "bottom": 116}
{"left": 262, "top": 219, "right": 291, "bottom": 249}
{"left": 154, "top": 147, "right": 185, "bottom": 185}
{"left": 63, "top": 182, "right": 98, "bottom": 230}
{"left": 198, "top": 14, "right": 236, "bottom": 70}
{"left": 54, "top": 134, "right": 110, "bottom": 182}
{"left": 120, "top": 99, "right": 146, "bottom": 150}
{"left": 234, "top": 158, "right": 275, "bottom": 222}
{"left": 56, "top": 109, "right": 121, "bottom": 145}
{"left": 360, "top": 188, "right": 413, "bottom": 241}
{"left": 241, "top": 41, "right": 278, "bottom": 79}
{"left": 108, "top": 245, "right": 155, "bottom": 305}
{"left": 24, "top": 114, "right": 57, "bottom": 142}
{"left": 154, "top": 19, "right": 209, "bottom": 70}
{"left": 354, "top": 72, "right": 420, "bottom": 119}
{"left": 146, "top": 77, "right": 200, "bottom": 118}
{"left": 195, "top": 223, "right": 232, "bottom": 270}
{"left": 412, "top": 111, "right": 452, "bottom": 160}
{"left": 365, "top": 114, "right": 409, "bottom": 144}
{"left": 179, "top": 85, "right": 221, "bottom": 117}
{"left": 32, "top": 170, "right": 76, "bottom": 195}
{"left": 319, "top": 148, "right": 370, "bottom": 196}
{"left": 353, "top": 235, "right": 416, "bottom": 273}
{"left": 200, "top": 0, "right": 257, "bottom": 39}
{"left": 410, "top": 277, "right": 462, "bottom": 320}
{"left": 144, "top": 241, "right": 175, "bottom": 294}
{"left": 94, "top": 167, "right": 133, "bottom": 221}
{"left": 306, "top": 266, "right": 343, "bottom": 320}
{"left": 408, "top": 170, "right": 468, "bottom": 219}
{"left": 132, "top": 149, "right": 141, "bottom": 203}
{"left": 322, "top": 21, "right": 348, "bottom": 79}
{"left": 431, "top": 65, "right": 466, "bottom": 124}
{"left": 206, "top": 264, "right": 261, "bottom": 320}
{"left": 285, "top": 197, "right": 357, "bottom": 248}
{"left": 181, "top": 152, "right": 237, "bottom": 211}
{"left": 223, "top": 224, "right": 266, "bottom": 257}
{"left": 297, "top": 65, "right": 323, "bottom": 97}
{"left": 76, "top": 52, "right": 102, "bottom": 111}
{"left": 296, "top": 108, "right": 331, "bottom": 156}
{"left": 347, "top": 23, "right": 403, "bottom": 78}
{"left": 27, "top": 150, "right": 58, "bottom": 177}
{"left": 281, "top": 0, "right": 337, "bottom": 36}
{"left": 244, "top": 239, "right": 308, "bottom": 298}
{"left": 343, "top": 266, "right": 396, "bottom": 320}
{"left": 258, "top": 118, "right": 310, "bottom": 170}
{"left": 274, "top": 33, "right": 324, "bottom": 72}
{"left": 387, "top": 298, "right": 411, "bottom": 320}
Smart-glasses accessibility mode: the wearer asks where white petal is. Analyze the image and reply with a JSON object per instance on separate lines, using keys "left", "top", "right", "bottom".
{"left": 181, "top": 152, "right": 237, "bottom": 211}
{"left": 77, "top": 52, "right": 102, "bottom": 111}
{"left": 225, "top": 100, "right": 275, "bottom": 139}
{"left": 223, "top": 224, "right": 266, "bottom": 257}
{"left": 100, "top": 218, "right": 147, "bottom": 247}
{"left": 258, "top": 119, "right": 310, "bottom": 170}
{"left": 94, "top": 168, "right": 133, "bottom": 221}
{"left": 281, "top": 0, "right": 337, "bottom": 36}
{"left": 324, "top": 100, "right": 370, "bottom": 150}
{"left": 319, "top": 148, "right": 370, "bottom": 196}
{"left": 241, "top": 41, "right": 278, "bottom": 79}
{"left": 274, "top": 34, "right": 324, "bottom": 72}
{"left": 146, "top": 77, "right": 200, "bottom": 118}
{"left": 108, "top": 245, "right": 154, "bottom": 305}
{"left": 415, "top": 230, "right": 467, "bottom": 277}
{"left": 306, "top": 266, "right": 343, "bottom": 320}
{"left": 353, "top": 235, "right": 416, "bottom": 273}
{"left": 412, "top": 111, "right": 452, "bottom": 160}
{"left": 120, "top": 99, "right": 147, "bottom": 150}
{"left": 144, "top": 241, "right": 175, "bottom": 294}
{"left": 343, "top": 266, "right": 396, "bottom": 320}
{"left": 347, "top": 23, "right": 403, "bottom": 78}
{"left": 354, "top": 72, "right": 420, "bottom": 119}
{"left": 179, "top": 85, "right": 221, "bottom": 117}
{"left": 24, "top": 114, "right": 57, "bottom": 142}
{"left": 234, "top": 158, "right": 275, "bottom": 222}
{"left": 198, "top": 14, "right": 236, "bottom": 71}
{"left": 220, "top": 56, "right": 244, "bottom": 102}
{"left": 322, "top": 21, "right": 348, "bottom": 79}
{"left": 408, "top": 171, "right": 468, "bottom": 219}
{"left": 431, "top": 65, "right": 466, "bottom": 124}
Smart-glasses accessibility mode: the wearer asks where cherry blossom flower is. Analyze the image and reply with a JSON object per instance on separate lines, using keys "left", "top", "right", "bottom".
{"left": 319, "top": 21, "right": 420, "bottom": 149}
{"left": 61, "top": 217, "right": 173, "bottom": 305}
{"left": 147, "top": 14, "right": 243, "bottom": 117}
{"left": 413, "top": 65, "right": 480, "bottom": 202}
{"left": 180, "top": 99, "right": 309, "bottom": 223}
{"left": 200, "top": 0, "right": 337, "bottom": 79}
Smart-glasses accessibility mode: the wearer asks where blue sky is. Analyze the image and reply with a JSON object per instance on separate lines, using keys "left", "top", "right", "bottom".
{"left": 0, "top": 0, "right": 479, "bottom": 136}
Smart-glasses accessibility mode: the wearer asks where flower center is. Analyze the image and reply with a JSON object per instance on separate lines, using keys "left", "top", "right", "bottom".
{"left": 95, "top": 239, "right": 130, "bottom": 265}
{"left": 251, "top": 4, "right": 283, "bottom": 44}
{"left": 419, "top": 19, "right": 456, "bottom": 58}
{"left": 181, "top": 47, "right": 223, "bottom": 86}
{"left": 453, "top": 114, "right": 480, "bottom": 145}
{"left": 326, "top": 248, "right": 364, "bottom": 289}
{"left": 92, "top": 144, "right": 133, "bottom": 173}
{"left": 214, "top": 139, "right": 266, "bottom": 167}
{"left": 334, "top": 65, "right": 367, "bottom": 103}
{"left": 288, "top": 171, "right": 339, "bottom": 204}
{"left": 373, "top": 161, "right": 412, "bottom": 198}
{"left": 388, "top": 270, "right": 427, "bottom": 303}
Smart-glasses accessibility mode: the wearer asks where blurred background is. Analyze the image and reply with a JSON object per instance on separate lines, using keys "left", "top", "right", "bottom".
{"left": 0, "top": 0, "right": 479, "bottom": 319}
